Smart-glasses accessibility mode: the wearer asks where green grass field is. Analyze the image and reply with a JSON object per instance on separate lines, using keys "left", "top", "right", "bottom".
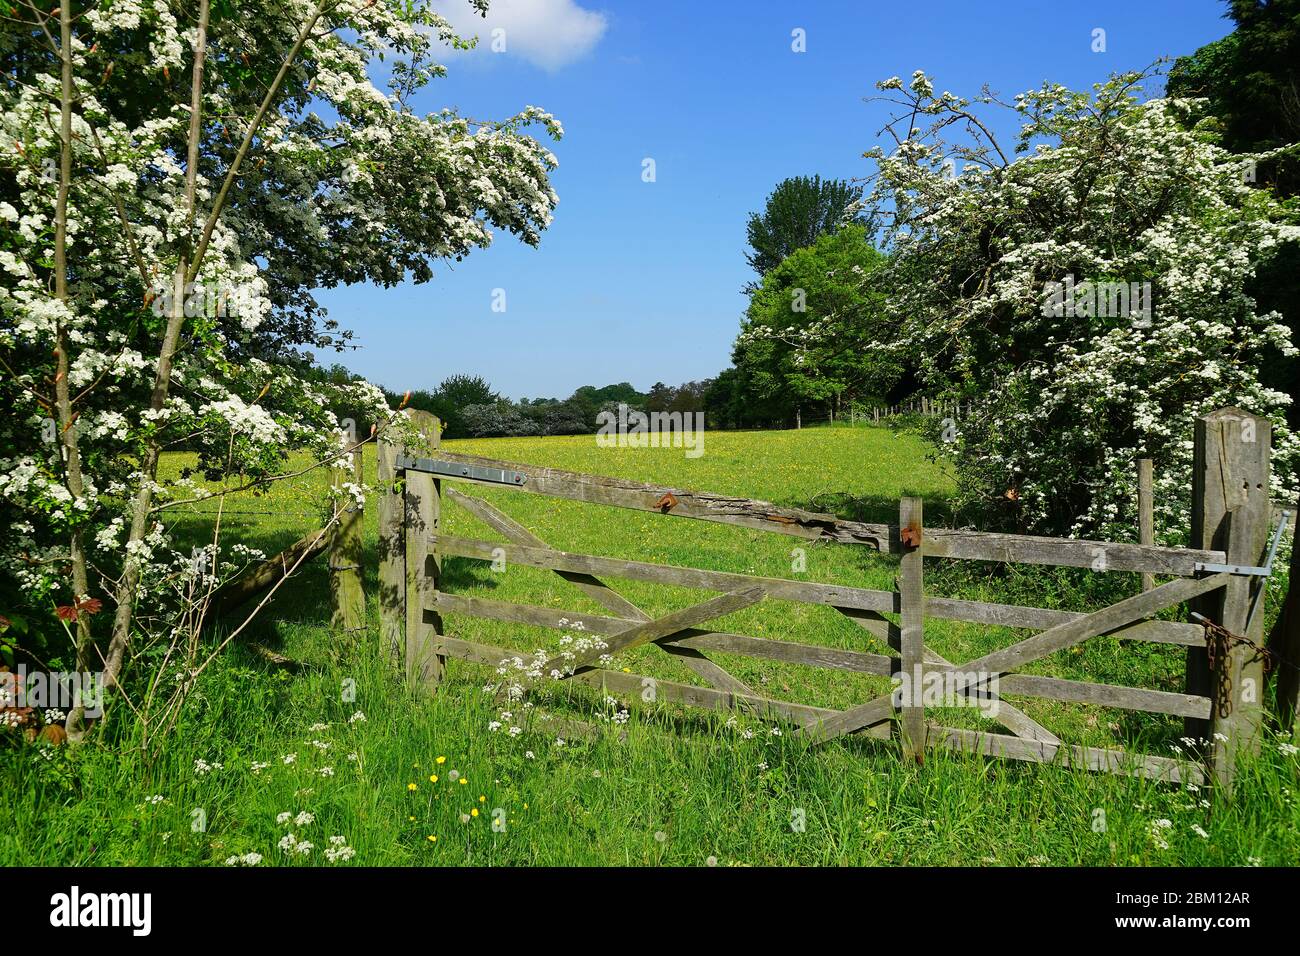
{"left": 2, "top": 425, "right": 1297, "bottom": 866}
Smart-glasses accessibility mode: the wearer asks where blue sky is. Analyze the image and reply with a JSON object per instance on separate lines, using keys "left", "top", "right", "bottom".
{"left": 318, "top": 0, "right": 1236, "bottom": 400}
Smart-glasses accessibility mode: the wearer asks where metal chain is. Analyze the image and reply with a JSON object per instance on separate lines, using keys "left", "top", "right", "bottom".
{"left": 1199, "top": 618, "right": 1277, "bottom": 719}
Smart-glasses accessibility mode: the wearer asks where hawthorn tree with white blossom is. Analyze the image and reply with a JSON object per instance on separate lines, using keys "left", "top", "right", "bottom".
{"left": 0, "top": 0, "right": 562, "bottom": 737}
{"left": 856, "top": 66, "right": 1300, "bottom": 539}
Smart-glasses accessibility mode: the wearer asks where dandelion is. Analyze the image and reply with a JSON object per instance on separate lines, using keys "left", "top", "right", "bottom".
{"left": 460, "top": 814, "right": 471, "bottom": 824}
{"left": 706, "top": 856, "right": 718, "bottom": 867}
{"left": 654, "top": 831, "right": 667, "bottom": 843}
{"left": 448, "top": 769, "right": 460, "bottom": 782}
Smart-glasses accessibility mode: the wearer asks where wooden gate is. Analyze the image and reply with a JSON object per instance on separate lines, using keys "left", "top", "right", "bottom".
{"left": 378, "top": 407, "right": 1280, "bottom": 789}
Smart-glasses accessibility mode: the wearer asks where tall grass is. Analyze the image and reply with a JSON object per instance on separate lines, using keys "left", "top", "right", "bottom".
{"left": 2, "top": 425, "right": 1296, "bottom": 866}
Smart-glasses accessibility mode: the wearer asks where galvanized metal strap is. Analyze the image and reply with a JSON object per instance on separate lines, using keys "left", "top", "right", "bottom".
{"left": 396, "top": 454, "right": 528, "bottom": 487}
{"left": 1193, "top": 509, "right": 1290, "bottom": 577}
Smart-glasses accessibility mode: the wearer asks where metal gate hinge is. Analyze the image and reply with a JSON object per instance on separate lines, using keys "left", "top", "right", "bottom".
{"left": 1193, "top": 509, "right": 1290, "bottom": 577}
{"left": 396, "top": 455, "right": 528, "bottom": 487}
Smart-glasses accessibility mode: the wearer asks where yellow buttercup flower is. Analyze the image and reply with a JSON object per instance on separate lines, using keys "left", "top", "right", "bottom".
{"left": 479, "top": 795, "right": 486, "bottom": 802}
{"left": 427, "top": 835, "right": 437, "bottom": 843}
{"left": 458, "top": 778, "right": 467, "bottom": 785}
{"left": 471, "top": 808, "right": 479, "bottom": 817}
{"left": 429, "top": 774, "right": 438, "bottom": 783}
{"left": 435, "top": 756, "right": 446, "bottom": 764}
{"left": 407, "top": 782, "right": 417, "bottom": 791}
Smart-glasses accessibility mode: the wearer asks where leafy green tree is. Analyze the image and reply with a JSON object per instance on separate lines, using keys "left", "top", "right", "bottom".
{"left": 744, "top": 176, "right": 864, "bottom": 290}
{"left": 1168, "top": 0, "right": 1300, "bottom": 423}
{"left": 735, "top": 225, "right": 897, "bottom": 425}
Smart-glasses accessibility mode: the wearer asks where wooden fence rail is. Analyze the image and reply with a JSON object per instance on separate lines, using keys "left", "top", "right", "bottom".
{"left": 379, "top": 406, "right": 1280, "bottom": 792}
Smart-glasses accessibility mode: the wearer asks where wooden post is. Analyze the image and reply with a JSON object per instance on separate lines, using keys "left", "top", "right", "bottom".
{"left": 404, "top": 411, "right": 444, "bottom": 687}
{"left": 329, "top": 433, "right": 366, "bottom": 635}
{"left": 1268, "top": 498, "right": 1299, "bottom": 729}
{"left": 1138, "top": 458, "right": 1154, "bottom": 592}
{"left": 899, "top": 496, "right": 925, "bottom": 763}
{"left": 377, "top": 423, "right": 404, "bottom": 669}
{"left": 1187, "top": 407, "right": 1271, "bottom": 789}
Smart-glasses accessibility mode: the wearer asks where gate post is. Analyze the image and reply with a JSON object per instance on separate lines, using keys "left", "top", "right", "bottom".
{"left": 329, "top": 429, "right": 366, "bottom": 636}
{"left": 1188, "top": 407, "right": 1271, "bottom": 790}
{"left": 899, "top": 497, "right": 926, "bottom": 762}
{"left": 403, "top": 411, "right": 444, "bottom": 688}
{"left": 377, "top": 421, "right": 404, "bottom": 669}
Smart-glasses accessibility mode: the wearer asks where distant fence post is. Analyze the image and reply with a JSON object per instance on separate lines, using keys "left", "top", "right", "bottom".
{"left": 329, "top": 429, "right": 366, "bottom": 636}
{"left": 1138, "top": 458, "right": 1154, "bottom": 592}
{"left": 403, "top": 410, "right": 444, "bottom": 688}
{"left": 899, "top": 496, "right": 926, "bottom": 763}
{"left": 1188, "top": 407, "right": 1271, "bottom": 790}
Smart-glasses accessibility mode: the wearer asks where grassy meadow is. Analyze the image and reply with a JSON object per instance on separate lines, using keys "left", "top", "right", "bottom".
{"left": 2, "top": 424, "right": 1297, "bottom": 866}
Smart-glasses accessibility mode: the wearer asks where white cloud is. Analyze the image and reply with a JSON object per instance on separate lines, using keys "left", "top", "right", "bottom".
{"left": 431, "top": 0, "right": 608, "bottom": 72}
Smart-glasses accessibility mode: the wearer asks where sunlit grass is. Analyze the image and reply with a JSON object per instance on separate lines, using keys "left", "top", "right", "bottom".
{"left": 3, "top": 425, "right": 1296, "bottom": 866}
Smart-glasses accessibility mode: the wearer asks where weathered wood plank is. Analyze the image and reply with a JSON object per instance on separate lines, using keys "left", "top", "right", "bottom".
{"left": 802, "top": 572, "right": 1231, "bottom": 743}
{"left": 440, "top": 533, "right": 1203, "bottom": 646}
{"left": 899, "top": 497, "right": 926, "bottom": 762}
{"left": 997, "top": 674, "right": 1212, "bottom": 720}
{"left": 434, "top": 634, "right": 891, "bottom": 739}
{"left": 377, "top": 432, "right": 403, "bottom": 669}
{"left": 1187, "top": 407, "right": 1272, "bottom": 789}
{"left": 439, "top": 534, "right": 897, "bottom": 612}
{"left": 429, "top": 450, "right": 1224, "bottom": 574}
{"left": 329, "top": 440, "right": 366, "bottom": 634}
{"left": 926, "top": 724, "right": 1204, "bottom": 785}
{"left": 546, "top": 586, "right": 767, "bottom": 677}
{"left": 444, "top": 488, "right": 757, "bottom": 697}
{"left": 1138, "top": 458, "right": 1155, "bottom": 593}
{"left": 428, "top": 590, "right": 895, "bottom": 674}
{"left": 403, "top": 411, "right": 443, "bottom": 687}
{"left": 836, "top": 606, "right": 1061, "bottom": 744}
